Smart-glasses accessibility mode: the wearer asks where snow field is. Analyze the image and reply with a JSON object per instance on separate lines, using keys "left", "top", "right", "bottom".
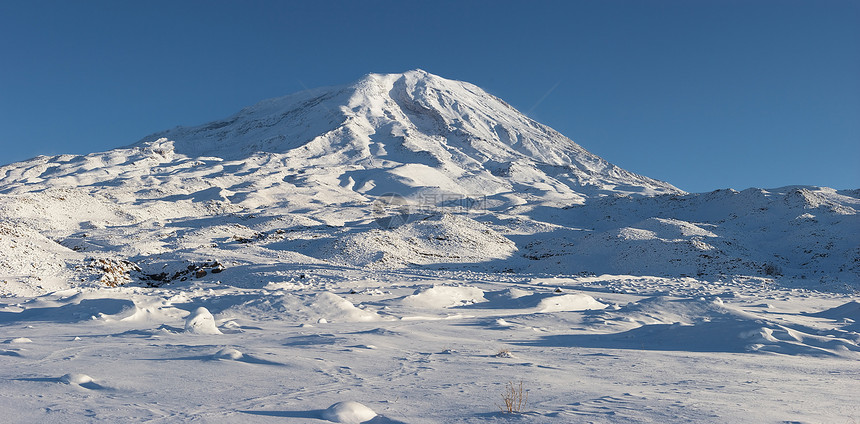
{"left": 0, "top": 274, "right": 858, "bottom": 423}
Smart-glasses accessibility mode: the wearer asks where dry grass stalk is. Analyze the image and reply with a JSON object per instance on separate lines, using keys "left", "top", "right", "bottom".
{"left": 499, "top": 380, "right": 528, "bottom": 413}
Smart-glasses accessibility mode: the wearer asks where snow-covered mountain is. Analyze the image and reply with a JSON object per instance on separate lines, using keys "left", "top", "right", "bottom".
{"left": 0, "top": 70, "right": 857, "bottom": 295}
{"left": 136, "top": 69, "right": 681, "bottom": 202}
{"left": 1, "top": 70, "right": 859, "bottom": 424}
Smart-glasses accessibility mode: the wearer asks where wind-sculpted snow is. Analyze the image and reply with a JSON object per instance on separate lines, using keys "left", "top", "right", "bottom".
{"left": 0, "top": 275, "right": 858, "bottom": 423}
{"left": 526, "top": 295, "right": 860, "bottom": 358}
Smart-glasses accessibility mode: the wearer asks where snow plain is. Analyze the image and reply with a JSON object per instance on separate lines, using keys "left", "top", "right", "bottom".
{"left": 0, "top": 70, "right": 857, "bottom": 423}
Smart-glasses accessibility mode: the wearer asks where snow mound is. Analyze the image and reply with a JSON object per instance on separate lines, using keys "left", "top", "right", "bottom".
{"left": 330, "top": 214, "right": 516, "bottom": 268}
{"left": 213, "top": 347, "right": 243, "bottom": 360}
{"left": 536, "top": 293, "right": 607, "bottom": 313}
{"left": 0, "top": 221, "right": 83, "bottom": 296}
{"left": 321, "top": 401, "right": 377, "bottom": 423}
{"left": 810, "top": 301, "right": 860, "bottom": 331}
{"left": 60, "top": 373, "right": 93, "bottom": 385}
{"left": 482, "top": 287, "right": 533, "bottom": 305}
{"left": 400, "top": 285, "right": 486, "bottom": 308}
{"left": 634, "top": 217, "right": 719, "bottom": 239}
{"left": 226, "top": 292, "right": 379, "bottom": 323}
{"left": 811, "top": 301, "right": 860, "bottom": 320}
{"left": 184, "top": 307, "right": 222, "bottom": 335}
{"left": 304, "top": 292, "right": 379, "bottom": 323}
{"left": 474, "top": 289, "right": 606, "bottom": 313}
{"left": 611, "top": 296, "right": 735, "bottom": 325}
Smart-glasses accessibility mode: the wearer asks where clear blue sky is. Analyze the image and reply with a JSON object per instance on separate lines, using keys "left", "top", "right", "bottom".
{"left": 1, "top": 0, "right": 857, "bottom": 192}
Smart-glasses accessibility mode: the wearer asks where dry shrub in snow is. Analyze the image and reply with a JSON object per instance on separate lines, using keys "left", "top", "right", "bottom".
{"left": 499, "top": 380, "right": 528, "bottom": 413}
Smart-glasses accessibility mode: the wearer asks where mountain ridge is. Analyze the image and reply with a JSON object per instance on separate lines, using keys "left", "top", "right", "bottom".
{"left": 0, "top": 70, "right": 857, "bottom": 296}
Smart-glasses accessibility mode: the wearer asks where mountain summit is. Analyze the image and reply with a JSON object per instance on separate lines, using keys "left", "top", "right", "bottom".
{"left": 138, "top": 69, "right": 681, "bottom": 202}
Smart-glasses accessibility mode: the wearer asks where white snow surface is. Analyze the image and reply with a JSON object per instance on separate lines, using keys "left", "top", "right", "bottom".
{"left": 0, "top": 70, "right": 858, "bottom": 423}
{"left": 184, "top": 306, "right": 222, "bottom": 335}
{"left": 321, "top": 401, "right": 377, "bottom": 423}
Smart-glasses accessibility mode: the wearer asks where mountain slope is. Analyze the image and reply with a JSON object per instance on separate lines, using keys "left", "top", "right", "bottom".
{"left": 519, "top": 186, "right": 860, "bottom": 283}
{"left": 0, "top": 70, "right": 856, "bottom": 295}
{"left": 137, "top": 69, "right": 682, "bottom": 202}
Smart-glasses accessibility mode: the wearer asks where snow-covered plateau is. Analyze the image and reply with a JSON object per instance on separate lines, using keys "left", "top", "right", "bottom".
{"left": 0, "top": 70, "right": 857, "bottom": 423}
